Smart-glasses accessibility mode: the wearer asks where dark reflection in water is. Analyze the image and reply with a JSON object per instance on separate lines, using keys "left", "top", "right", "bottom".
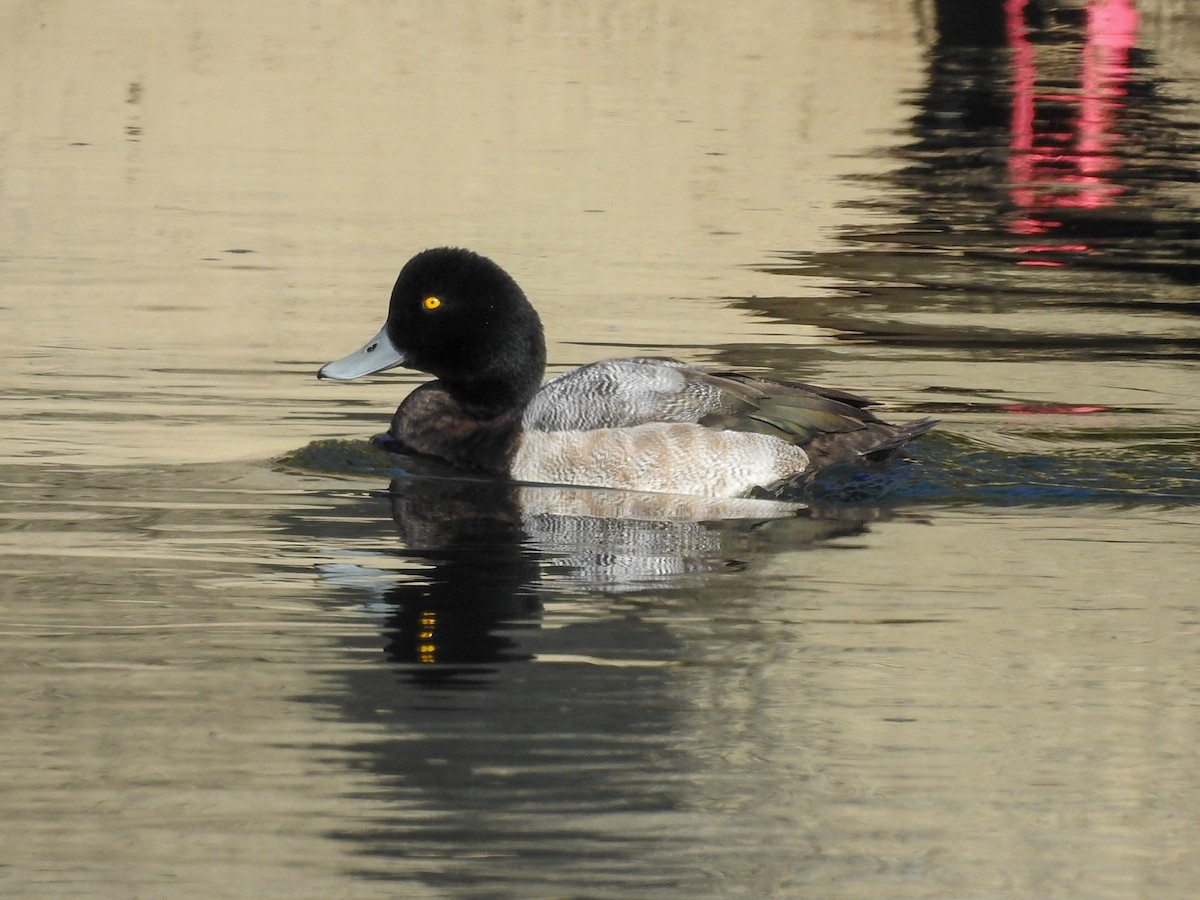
{"left": 294, "top": 474, "right": 885, "bottom": 890}
{"left": 292, "top": 427, "right": 1197, "bottom": 894}
{"left": 376, "top": 478, "right": 540, "bottom": 677}
{"left": 814, "top": 430, "right": 1200, "bottom": 504}
{"left": 314, "top": 472, "right": 876, "bottom": 681}
{"left": 292, "top": 452, "right": 1200, "bottom": 889}
{"left": 751, "top": 0, "right": 1200, "bottom": 351}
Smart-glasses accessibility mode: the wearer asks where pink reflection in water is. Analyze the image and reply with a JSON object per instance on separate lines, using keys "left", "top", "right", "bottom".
{"left": 1006, "top": 0, "right": 1139, "bottom": 256}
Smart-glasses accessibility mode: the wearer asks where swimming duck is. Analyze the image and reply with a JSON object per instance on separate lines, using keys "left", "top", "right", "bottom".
{"left": 318, "top": 247, "right": 933, "bottom": 498}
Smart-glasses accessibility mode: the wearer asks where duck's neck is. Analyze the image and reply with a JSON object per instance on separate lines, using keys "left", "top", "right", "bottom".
{"left": 443, "top": 327, "right": 546, "bottom": 412}
{"left": 389, "top": 382, "right": 525, "bottom": 476}
{"left": 443, "top": 375, "right": 540, "bottom": 414}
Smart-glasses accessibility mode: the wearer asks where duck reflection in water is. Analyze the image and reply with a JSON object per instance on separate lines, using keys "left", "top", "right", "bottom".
{"left": 319, "top": 469, "right": 887, "bottom": 686}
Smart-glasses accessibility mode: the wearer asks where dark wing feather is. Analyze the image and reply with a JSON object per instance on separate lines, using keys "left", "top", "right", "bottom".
{"left": 690, "top": 370, "right": 934, "bottom": 468}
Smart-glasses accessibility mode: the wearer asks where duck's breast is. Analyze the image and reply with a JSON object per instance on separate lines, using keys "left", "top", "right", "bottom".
{"left": 510, "top": 423, "right": 810, "bottom": 498}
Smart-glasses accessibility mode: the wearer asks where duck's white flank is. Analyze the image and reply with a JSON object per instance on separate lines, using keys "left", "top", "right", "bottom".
{"left": 511, "top": 423, "right": 810, "bottom": 498}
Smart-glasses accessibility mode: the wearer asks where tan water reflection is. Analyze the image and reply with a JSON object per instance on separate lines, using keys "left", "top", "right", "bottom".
{"left": 2, "top": 0, "right": 924, "bottom": 466}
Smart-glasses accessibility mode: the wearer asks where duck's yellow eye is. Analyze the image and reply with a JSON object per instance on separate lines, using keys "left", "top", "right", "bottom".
{"left": 422, "top": 296, "right": 442, "bottom": 311}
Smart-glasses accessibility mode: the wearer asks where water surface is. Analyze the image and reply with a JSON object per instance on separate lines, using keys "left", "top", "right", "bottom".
{"left": 3, "top": 2, "right": 1200, "bottom": 897}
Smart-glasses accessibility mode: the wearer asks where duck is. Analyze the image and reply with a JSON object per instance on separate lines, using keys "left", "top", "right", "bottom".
{"left": 317, "top": 247, "right": 934, "bottom": 498}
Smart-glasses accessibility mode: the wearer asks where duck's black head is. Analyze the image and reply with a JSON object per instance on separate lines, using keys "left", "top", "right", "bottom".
{"left": 386, "top": 248, "right": 546, "bottom": 408}
{"left": 314, "top": 246, "right": 549, "bottom": 411}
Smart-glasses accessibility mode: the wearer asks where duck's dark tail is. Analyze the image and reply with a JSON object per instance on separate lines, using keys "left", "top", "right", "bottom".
{"left": 804, "top": 418, "right": 938, "bottom": 470}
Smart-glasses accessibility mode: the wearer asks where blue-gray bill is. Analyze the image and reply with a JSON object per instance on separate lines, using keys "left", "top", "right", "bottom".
{"left": 317, "top": 325, "right": 406, "bottom": 380}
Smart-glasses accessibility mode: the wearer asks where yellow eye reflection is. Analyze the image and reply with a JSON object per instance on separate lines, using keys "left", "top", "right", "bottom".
{"left": 422, "top": 296, "right": 442, "bottom": 311}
